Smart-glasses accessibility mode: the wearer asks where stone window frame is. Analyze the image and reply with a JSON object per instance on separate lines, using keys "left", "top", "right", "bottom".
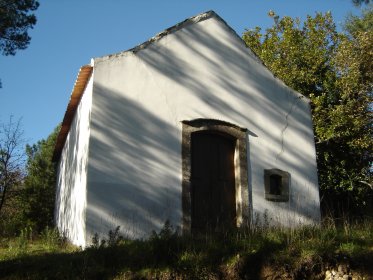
{"left": 264, "top": 169, "right": 290, "bottom": 202}
{"left": 181, "top": 118, "right": 249, "bottom": 233}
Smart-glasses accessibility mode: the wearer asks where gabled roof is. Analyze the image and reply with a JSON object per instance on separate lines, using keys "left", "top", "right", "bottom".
{"left": 129, "top": 10, "right": 221, "bottom": 54}
{"left": 54, "top": 11, "right": 233, "bottom": 162}
{"left": 95, "top": 10, "right": 260, "bottom": 63}
{"left": 52, "top": 65, "right": 92, "bottom": 161}
{"left": 53, "top": 10, "right": 301, "bottom": 162}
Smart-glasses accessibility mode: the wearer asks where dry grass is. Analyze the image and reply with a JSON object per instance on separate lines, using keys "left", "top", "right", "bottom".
{"left": 0, "top": 220, "right": 372, "bottom": 279}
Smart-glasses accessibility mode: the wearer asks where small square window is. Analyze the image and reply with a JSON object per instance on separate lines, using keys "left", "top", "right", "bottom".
{"left": 264, "top": 169, "right": 290, "bottom": 202}
{"left": 269, "top": 174, "right": 282, "bottom": 195}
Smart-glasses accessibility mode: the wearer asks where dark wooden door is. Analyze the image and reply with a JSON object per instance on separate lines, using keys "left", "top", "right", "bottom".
{"left": 191, "top": 131, "right": 236, "bottom": 231}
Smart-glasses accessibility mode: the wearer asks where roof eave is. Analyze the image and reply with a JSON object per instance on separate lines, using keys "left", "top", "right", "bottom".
{"left": 52, "top": 65, "right": 93, "bottom": 162}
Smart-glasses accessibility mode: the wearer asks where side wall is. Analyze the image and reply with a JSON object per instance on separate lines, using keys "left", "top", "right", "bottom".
{"left": 55, "top": 76, "right": 93, "bottom": 247}
{"left": 86, "top": 15, "right": 320, "bottom": 242}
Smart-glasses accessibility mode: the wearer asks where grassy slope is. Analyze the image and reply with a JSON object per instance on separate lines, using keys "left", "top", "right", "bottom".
{"left": 0, "top": 222, "right": 372, "bottom": 279}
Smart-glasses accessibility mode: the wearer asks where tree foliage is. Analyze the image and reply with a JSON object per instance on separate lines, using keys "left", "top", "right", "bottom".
{"left": 0, "top": 0, "right": 39, "bottom": 56}
{"left": 22, "top": 126, "right": 59, "bottom": 232}
{"left": 243, "top": 9, "right": 373, "bottom": 216}
{"left": 351, "top": 0, "right": 371, "bottom": 7}
{"left": 344, "top": 6, "right": 373, "bottom": 35}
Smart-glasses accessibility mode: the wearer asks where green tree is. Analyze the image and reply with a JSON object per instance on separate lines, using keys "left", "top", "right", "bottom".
{"left": 344, "top": 6, "right": 373, "bottom": 34}
{"left": 22, "top": 126, "right": 59, "bottom": 232}
{"left": 0, "top": 0, "right": 39, "bottom": 56}
{"left": 0, "top": 0, "right": 39, "bottom": 87}
{"left": 243, "top": 9, "right": 372, "bottom": 217}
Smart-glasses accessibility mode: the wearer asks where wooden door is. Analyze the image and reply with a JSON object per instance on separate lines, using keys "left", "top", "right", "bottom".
{"left": 191, "top": 131, "right": 236, "bottom": 231}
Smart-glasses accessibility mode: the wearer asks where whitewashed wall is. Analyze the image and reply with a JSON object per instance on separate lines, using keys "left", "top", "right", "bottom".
{"left": 82, "top": 14, "right": 320, "bottom": 244}
{"left": 55, "top": 76, "right": 93, "bottom": 247}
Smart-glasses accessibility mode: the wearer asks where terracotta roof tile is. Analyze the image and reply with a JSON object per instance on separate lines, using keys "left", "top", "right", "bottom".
{"left": 52, "top": 65, "right": 93, "bottom": 162}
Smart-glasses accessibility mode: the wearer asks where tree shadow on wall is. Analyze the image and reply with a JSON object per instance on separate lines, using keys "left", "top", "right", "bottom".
{"left": 133, "top": 22, "right": 320, "bottom": 225}
{"left": 86, "top": 84, "right": 182, "bottom": 240}
{"left": 59, "top": 16, "right": 321, "bottom": 244}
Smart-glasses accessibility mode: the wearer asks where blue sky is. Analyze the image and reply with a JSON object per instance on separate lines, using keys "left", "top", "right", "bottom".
{"left": 0, "top": 0, "right": 364, "bottom": 144}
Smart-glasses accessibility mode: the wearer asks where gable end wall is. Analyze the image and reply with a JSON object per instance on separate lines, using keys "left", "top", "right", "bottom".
{"left": 64, "top": 13, "right": 322, "bottom": 244}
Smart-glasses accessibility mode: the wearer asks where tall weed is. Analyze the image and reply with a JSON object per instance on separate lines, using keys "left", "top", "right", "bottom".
{"left": 40, "top": 227, "right": 63, "bottom": 250}
{"left": 1, "top": 220, "right": 372, "bottom": 279}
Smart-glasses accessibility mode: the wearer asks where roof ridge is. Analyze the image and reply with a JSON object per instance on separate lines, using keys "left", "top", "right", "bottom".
{"left": 130, "top": 10, "right": 217, "bottom": 54}
{"left": 95, "top": 10, "right": 221, "bottom": 61}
